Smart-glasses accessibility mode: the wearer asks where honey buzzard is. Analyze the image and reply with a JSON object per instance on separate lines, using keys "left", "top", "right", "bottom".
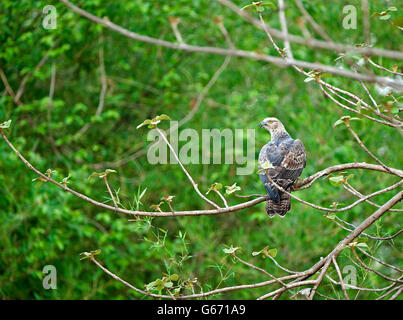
{"left": 258, "top": 118, "right": 306, "bottom": 217}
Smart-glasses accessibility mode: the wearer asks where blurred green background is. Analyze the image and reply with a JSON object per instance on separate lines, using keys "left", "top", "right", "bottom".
{"left": 0, "top": 0, "right": 402, "bottom": 299}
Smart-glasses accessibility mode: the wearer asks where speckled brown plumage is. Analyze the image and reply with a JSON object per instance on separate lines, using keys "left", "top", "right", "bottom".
{"left": 266, "top": 192, "right": 291, "bottom": 217}
{"left": 258, "top": 118, "right": 306, "bottom": 217}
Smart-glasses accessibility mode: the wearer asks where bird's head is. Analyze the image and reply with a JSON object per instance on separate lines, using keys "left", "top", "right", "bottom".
{"left": 258, "top": 117, "right": 285, "bottom": 135}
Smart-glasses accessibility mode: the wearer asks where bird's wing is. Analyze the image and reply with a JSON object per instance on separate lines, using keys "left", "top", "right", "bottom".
{"left": 259, "top": 140, "right": 291, "bottom": 202}
{"left": 259, "top": 173, "right": 279, "bottom": 202}
{"left": 276, "top": 139, "right": 306, "bottom": 185}
{"left": 259, "top": 142, "right": 282, "bottom": 202}
{"left": 259, "top": 139, "right": 306, "bottom": 200}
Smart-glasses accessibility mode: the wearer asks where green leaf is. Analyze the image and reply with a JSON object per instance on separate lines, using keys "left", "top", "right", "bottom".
{"left": 295, "top": 288, "right": 311, "bottom": 298}
{"left": 225, "top": 183, "right": 241, "bottom": 195}
{"left": 333, "top": 116, "right": 361, "bottom": 127}
{"left": 150, "top": 202, "right": 164, "bottom": 211}
{"left": 88, "top": 169, "right": 117, "bottom": 179}
{"left": 357, "top": 242, "right": 369, "bottom": 249}
{"left": 380, "top": 14, "right": 391, "bottom": 20}
{"left": 304, "top": 76, "right": 315, "bottom": 83}
{"left": 167, "top": 274, "right": 179, "bottom": 281}
{"left": 333, "top": 119, "right": 344, "bottom": 127}
{"left": 206, "top": 182, "right": 223, "bottom": 194}
{"left": 325, "top": 213, "right": 336, "bottom": 220}
{"left": 0, "top": 120, "right": 11, "bottom": 129}
{"left": 32, "top": 177, "right": 47, "bottom": 183}
{"left": 105, "top": 169, "right": 117, "bottom": 175}
{"left": 88, "top": 172, "right": 103, "bottom": 179}
{"left": 240, "top": 1, "right": 276, "bottom": 12}
{"left": 252, "top": 246, "right": 276, "bottom": 258}
{"left": 32, "top": 169, "right": 56, "bottom": 186}
{"left": 223, "top": 245, "right": 240, "bottom": 254}
{"left": 136, "top": 119, "right": 152, "bottom": 129}
{"left": 329, "top": 176, "right": 344, "bottom": 186}
{"left": 161, "top": 195, "right": 175, "bottom": 203}
{"left": 60, "top": 173, "right": 72, "bottom": 186}
{"left": 45, "top": 169, "right": 56, "bottom": 178}
{"left": 267, "top": 248, "right": 277, "bottom": 258}
{"left": 259, "top": 160, "right": 274, "bottom": 170}
{"left": 348, "top": 242, "right": 358, "bottom": 248}
{"left": 391, "top": 64, "right": 398, "bottom": 72}
{"left": 371, "top": 7, "right": 397, "bottom": 20}
{"left": 146, "top": 280, "right": 158, "bottom": 291}
{"left": 156, "top": 114, "right": 171, "bottom": 121}
{"left": 241, "top": 3, "right": 257, "bottom": 11}
{"left": 156, "top": 279, "right": 165, "bottom": 291}
{"left": 79, "top": 249, "right": 101, "bottom": 260}
{"left": 137, "top": 114, "right": 171, "bottom": 129}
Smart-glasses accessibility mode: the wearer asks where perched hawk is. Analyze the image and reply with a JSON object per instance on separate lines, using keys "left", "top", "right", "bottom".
{"left": 258, "top": 117, "right": 306, "bottom": 217}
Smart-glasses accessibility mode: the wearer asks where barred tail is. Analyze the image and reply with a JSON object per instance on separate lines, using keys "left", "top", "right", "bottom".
{"left": 265, "top": 192, "right": 291, "bottom": 217}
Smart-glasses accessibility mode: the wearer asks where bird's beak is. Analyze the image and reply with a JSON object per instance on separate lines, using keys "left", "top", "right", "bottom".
{"left": 258, "top": 121, "right": 264, "bottom": 128}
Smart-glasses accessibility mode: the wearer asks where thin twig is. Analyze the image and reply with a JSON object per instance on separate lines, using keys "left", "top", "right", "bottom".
{"left": 103, "top": 176, "right": 118, "bottom": 210}
{"left": 332, "top": 215, "right": 403, "bottom": 241}
{"left": 156, "top": 127, "right": 220, "bottom": 209}
{"left": 91, "top": 256, "right": 301, "bottom": 299}
{"left": 214, "top": 189, "right": 228, "bottom": 208}
{"left": 361, "top": 0, "right": 371, "bottom": 45}
{"left": 47, "top": 61, "right": 56, "bottom": 124}
{"left": 3, "top": 128, "right": 402, "bottom": 217}
{"left": 367, "top": 58, "right": 403, "bottom": 77}
{"left": 356, "top": 247, "right": 403, "bottom": 273}
{"left": 343, "top": 181, "right": 403, "bottom": 213}
{"left": 352, "top": 249, "right": 403, "bottom": 283}
{"left": 346, "top": 125, "right": 399, "bottom": 177}
{"left": 59, "top": 0, "right": 403, "bottom": 88}
{"left": 233, "top": 254, "right": 288, "bottom": 287}
{"left": 277, "top": 0, "right": 293, "bottom": 60}
{"left": 332, "top": 256, "right": 349, "bottom": 300}
{"left": 214, "top": 0, "right": 403, "bottom": 61}
{"left": 169, "top": 17, "right": 184, "bottom": 44}
{"left": 0, "top": 68, "right": 19, "bottom": 104}
{"left": 265, "top": 168, "right": 403, "bottom": 213}
{"left": 308, "top": 258, "right": 332, "bottom": 300}
{"left": 257, "top": 280, "right": 316, "bottom": 300}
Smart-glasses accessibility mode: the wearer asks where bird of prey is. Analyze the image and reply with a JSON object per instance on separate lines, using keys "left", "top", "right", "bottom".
{"left": 258, "top": 117, "right": 306, "bottom": 217}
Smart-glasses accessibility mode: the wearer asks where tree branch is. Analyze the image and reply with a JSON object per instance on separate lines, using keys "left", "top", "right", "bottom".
{"left": 59, "top": 0, "right": 403, "bottom": 88}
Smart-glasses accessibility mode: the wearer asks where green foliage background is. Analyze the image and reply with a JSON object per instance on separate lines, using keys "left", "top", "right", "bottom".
{"left": 0, "top": 0, "right": 402, "bottom": 299}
